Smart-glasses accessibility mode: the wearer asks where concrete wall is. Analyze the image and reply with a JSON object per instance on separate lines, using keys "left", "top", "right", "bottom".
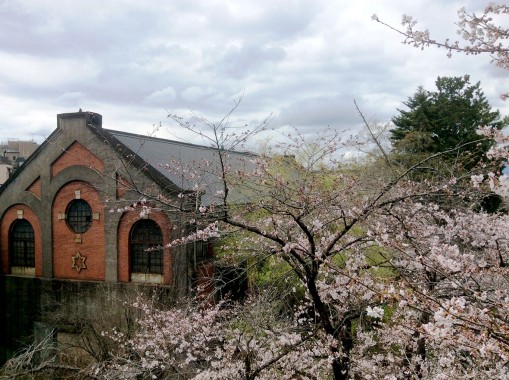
{"left": 0, "top": 276, "right": 179, "bottom": 365}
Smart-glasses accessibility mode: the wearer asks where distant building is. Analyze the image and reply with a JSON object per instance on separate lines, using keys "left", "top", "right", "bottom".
{"left": 0, "top": 164, "right": 13, "bottom": 186}
{"left": 0, "top": 139, "right": 39, "bottom": 185}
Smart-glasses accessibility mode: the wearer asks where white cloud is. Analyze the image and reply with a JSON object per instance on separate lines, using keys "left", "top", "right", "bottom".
{"left": 57, "top": 92, "right": 87, "bottom": 108}
{"left": 181, "top": 86, "right": 210, "bottom": 102}
{"left": 0, "top": 53, "right": 99, "bottom": 87}
{"left": 145, "top": 87, "right": 177, "bottom": 105}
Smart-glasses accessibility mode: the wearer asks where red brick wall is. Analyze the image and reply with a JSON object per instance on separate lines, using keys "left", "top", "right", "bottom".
{"left": 116, "top": 174, "right": 133, "bottom": 199}
{"left": 52, "top": 181, "right": 105, "bottom": 280}
{"left": 117, "top": 206, "right": 173, "bottom": 284}
{"left": 0, "top": 204, "right": 42, "bottom": 276}
{"left": 26, "top": 177, "right": 41, "bottom": 199}
{"left": 51, "top": 141, "right": 105, "bottom": 177}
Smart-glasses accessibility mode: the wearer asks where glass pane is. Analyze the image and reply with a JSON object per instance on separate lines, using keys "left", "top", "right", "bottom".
{"left": 11, "top": 219, "right": 35, "bottom": 267}
{"left": 67, "top": 199, "right": 92, "bottom": 233}
{"left": 130, "top": 220, "right": 163, "bottom": 274}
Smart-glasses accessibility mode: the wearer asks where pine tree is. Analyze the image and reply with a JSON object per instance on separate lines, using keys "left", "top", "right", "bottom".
{"left": 391, "top": 75, "right": 506, "bottom": 169}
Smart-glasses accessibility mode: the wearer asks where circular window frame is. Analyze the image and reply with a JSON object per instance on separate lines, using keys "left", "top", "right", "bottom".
{"left": 66, "top": 199, "right": 93, "bottom": 233}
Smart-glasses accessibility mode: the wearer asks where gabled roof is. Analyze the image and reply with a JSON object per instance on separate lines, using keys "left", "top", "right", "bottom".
{"left": 0, "top": 112, "right": 257, "bottom": 205}
{"left": 107, "top": 129, "right": 256, "bottom": 190}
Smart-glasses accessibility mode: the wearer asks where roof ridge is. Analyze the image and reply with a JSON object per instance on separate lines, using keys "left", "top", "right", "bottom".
{"left": 104, "top": 129, "right": 215, "bottom": 149}
{"left": 105, "top": 128, "right": 257, "bottom": 156}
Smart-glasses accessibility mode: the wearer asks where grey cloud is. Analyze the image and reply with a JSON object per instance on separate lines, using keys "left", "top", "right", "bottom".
{"left": 0, "top": 3, "right": 158, "bottom": 59}
{"left": 145, "top": 87, "right": 177, "bottom": 106}
{"left": 56, "top": 92, "right": 87, "bottom": 107}
{"left": 191, "top": 0, "right": 319, "bottom": 41}
{"left": 214, "top": 43, "right": 286, "bottom": 79}
{"left": 277, "top": 95, "right": 361, "bottom": 130}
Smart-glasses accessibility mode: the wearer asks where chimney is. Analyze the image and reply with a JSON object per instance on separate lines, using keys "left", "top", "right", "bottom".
{"left": 57, "top": 111, "right": 102, "bottom": 132}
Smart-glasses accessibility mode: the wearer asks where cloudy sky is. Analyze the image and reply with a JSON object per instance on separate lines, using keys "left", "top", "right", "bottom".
{"left": 0, "top": 0, "right": 507, "bottom": 148}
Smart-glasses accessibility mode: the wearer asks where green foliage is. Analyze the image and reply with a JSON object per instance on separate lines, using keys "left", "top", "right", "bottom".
{"left": 215, "top": 229, "right": 303, "bottom": 308}
{"left": 364, "top": 245, "right": 396, "bottom": 278}
{"left": 391, "top": 75, "right": 507, "bottom": 170}
{"left": 253, "top": 256, "right": 294, "bottom": 288}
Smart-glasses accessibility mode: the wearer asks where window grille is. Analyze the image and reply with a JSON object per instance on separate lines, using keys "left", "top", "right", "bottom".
{"left": 10, "top": 219, "right": 35, "bottom": 267}
{"left": 130, "top": 219, "right": 163, "bottom": 274}
{"left": 67, "top": 199, "right": 92, "bottom": 233}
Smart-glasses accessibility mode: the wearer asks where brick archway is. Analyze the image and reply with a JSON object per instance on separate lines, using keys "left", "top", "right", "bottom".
{"left": 0, "top": 204, "right": 42, "bottom": 276}
{"left": 117, "top": 206, "right": 172, "bottom": 285}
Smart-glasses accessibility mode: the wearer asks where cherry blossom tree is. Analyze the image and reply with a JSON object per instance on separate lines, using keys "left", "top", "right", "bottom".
{"left": 92, "top": 295, "right": 335, "bottom": 380}
{"left": 372, "top": 3, "right": 509, "bottom": 98}
{"left": 122, "top": 109, "right": 508, "bottom": 379}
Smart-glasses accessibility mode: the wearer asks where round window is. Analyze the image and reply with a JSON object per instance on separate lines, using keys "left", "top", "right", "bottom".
{"left": 67, "top": 199, "right": 92, "bottom": 233}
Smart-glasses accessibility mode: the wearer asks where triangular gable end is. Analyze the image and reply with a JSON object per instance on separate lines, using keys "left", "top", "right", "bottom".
{"left": 51, "top": 141, "right": 105, "bottom": 178}
{"left": 25, "top": 176, "right": 41, "bottom": 199}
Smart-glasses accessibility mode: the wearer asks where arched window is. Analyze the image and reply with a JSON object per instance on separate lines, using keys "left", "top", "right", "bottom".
{"left": 10, "top": 219, "right": 35, "bottom": 267}
{"left": 130, "top": 219, "right": 163, "bottom": 274}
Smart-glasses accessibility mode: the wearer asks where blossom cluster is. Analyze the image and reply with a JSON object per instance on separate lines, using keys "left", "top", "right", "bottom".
{"left": 94, "top": 297, "right": 334, "bottom": 380}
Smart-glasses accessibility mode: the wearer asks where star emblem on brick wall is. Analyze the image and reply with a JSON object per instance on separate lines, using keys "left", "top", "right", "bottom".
{"left": 72, "top": 251, "right": 87, "bottom": 273}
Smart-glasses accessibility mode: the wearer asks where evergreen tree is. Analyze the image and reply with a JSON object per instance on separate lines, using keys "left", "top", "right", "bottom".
{"left": 391, "top": 75, "right": 506, "bottom": 169}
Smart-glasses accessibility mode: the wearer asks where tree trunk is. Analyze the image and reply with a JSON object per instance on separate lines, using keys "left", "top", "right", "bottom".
{"left": 332, "top": 357, "right": 349, "bottom": 380}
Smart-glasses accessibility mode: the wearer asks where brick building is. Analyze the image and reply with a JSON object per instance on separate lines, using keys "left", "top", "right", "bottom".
{"left": 0, "top": 111, "right": 253, "bottom": 289}
{"left": 0, "top": 110, "right": 257, "bottom": 362}
{"left": 0, "top": 111, "right": 258, "bottom": 363}
{"left": 1, "top": 139, "right": 39, "bottom": 163}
